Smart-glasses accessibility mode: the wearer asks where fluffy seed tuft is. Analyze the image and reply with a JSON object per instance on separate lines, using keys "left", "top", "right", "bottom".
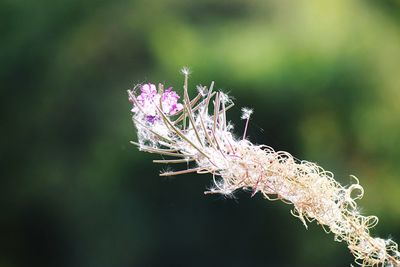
{"left": 241, "top": 107, "right": 253, "bottom": 120}
{"left": 128, "top": 71, "right": 400, "bottom": 267}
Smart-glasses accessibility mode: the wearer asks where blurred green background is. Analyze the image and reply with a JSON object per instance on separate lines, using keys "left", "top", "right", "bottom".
{"left": 1, "top": 0, "right": 400, "bottom": 266}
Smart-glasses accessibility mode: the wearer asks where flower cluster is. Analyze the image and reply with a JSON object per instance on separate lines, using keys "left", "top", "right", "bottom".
{"left": 129, "top": 83, "right": 183, "bottom": 124}
{"left": 128, "top": 70, "right": 400, "bottom": 267}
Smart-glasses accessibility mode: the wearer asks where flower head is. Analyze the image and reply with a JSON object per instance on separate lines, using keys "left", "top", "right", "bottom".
{"left": 181, "top": 66, "right": 191, "bottom": 76}
{"left": 162, "top": 88, "right": 183, "bottom": 115}
{"left": 241, "top": 107, "right": 253, "bottom": 120}
{"left": 129, "top": 83, "right": 183, "bottom": 124}
{"left": 141, "top": 83, "right": 157, "bottom": 96}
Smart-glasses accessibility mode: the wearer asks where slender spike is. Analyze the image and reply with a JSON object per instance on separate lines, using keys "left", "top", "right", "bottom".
{"left": 221, "top": 96, "right": 227, "bottom": 131}
{"left": 208, "top": 92, "right": 227, "bottom": 158}
{"left": 182, "top": 71, "right": 190, "bottom": 130}
{"left": 160, "top": 167, "right": 201, "bottom": 176}
{"left": 243, "top": 117, "right": 250, "bottom": 140}
{"left": 158, "top": 140, "right": 175, "bottom": 148}
{"left": 224, "top": 103, "right": 234, "bottom": 113}
{"left": 197, "top": 169, "right": 212, "bottom": 174}
{"left": 130, "top": 141, "right": 177, "bottom": 152}
{"left": 204, "top": 81, "right": 215, "bottom": 115}
{"left": 213, "top": 92, "right": 220, "bottom": 135}
{"left": 182, "top": 108, "right": 187, "bottom": 130}
{"left": 141, "top": 148, "right": 192, "bottom": 158}
{"left": 184, "top": 101, "right": 204, "bottom": 147}
{"left": 130, "top": 141, "right": 190, "bottom": 158}
{"left": 182, "top": 80, "right": 204, "bottom": 147}
{"left": 153, "top": 158, "right": 194, "bottom": 164}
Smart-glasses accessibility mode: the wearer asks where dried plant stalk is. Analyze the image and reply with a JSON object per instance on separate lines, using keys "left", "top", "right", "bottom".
{"left": 128, "top": 70, "right": 400, "bottom": 267}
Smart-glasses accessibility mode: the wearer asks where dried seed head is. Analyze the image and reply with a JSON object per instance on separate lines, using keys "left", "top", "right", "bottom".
{"left": 241, "top": 107, "right": 253, "bottom": 120}
{"left": 128, "top": 70, "right": 400, "bottom": 267}
{"left": 181, "top": 66, "right": 191, "bottom": 76}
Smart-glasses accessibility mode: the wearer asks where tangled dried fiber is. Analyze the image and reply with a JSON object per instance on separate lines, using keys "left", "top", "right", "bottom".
{"left": 128, "top": 69, "right": 400, "bottom": 267}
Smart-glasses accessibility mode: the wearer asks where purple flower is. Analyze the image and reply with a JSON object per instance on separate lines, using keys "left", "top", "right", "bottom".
{"left": 130, "top": 83, "right": 183, "bottom": 123}
{"left": 140, "top": 83, "right": 157, "bottom": 96}
{"left": 162, "top": 88, "right": 184, "bottom": 115}
{"left": 145, "top": 115, "right": 158, "bottom": 124}
{"left": 136, "top": 83, "right": 158, "bottom": 108}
